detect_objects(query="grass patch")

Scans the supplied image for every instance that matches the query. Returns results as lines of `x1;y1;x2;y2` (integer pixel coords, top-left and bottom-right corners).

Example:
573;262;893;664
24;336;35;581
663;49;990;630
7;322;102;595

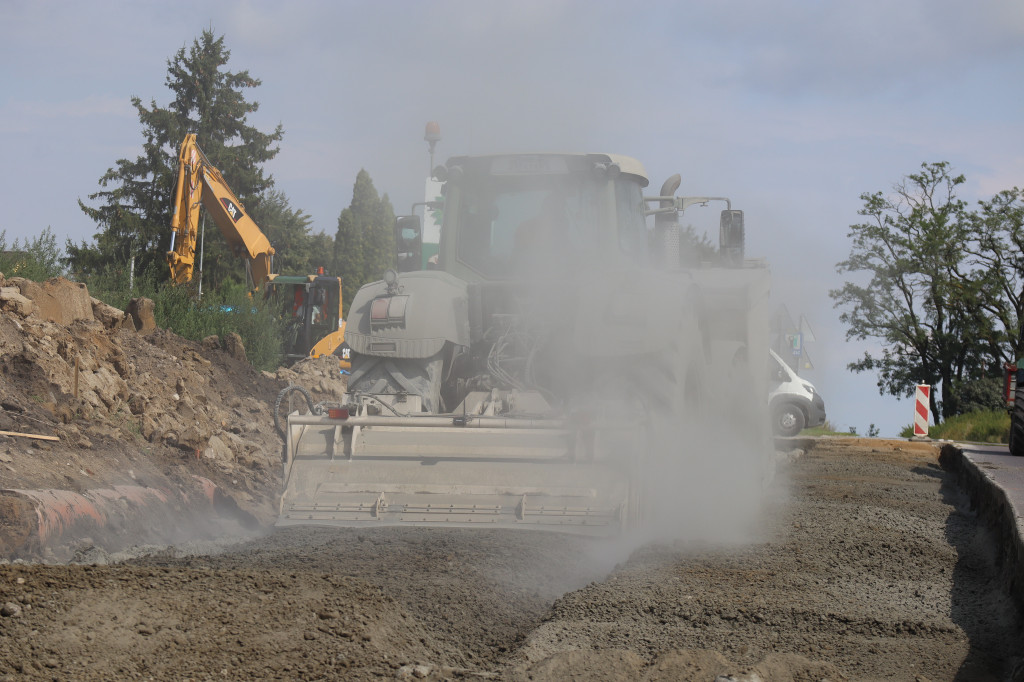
801;425;850;437
800;420;881;438
898;409;1009;443
86;266;284;372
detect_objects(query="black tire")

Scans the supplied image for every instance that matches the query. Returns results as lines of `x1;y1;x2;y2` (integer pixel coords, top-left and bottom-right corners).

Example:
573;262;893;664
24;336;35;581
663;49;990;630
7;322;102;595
274;384;315;439
772;402;805;438
347;350;445;413
1011;390;1024;457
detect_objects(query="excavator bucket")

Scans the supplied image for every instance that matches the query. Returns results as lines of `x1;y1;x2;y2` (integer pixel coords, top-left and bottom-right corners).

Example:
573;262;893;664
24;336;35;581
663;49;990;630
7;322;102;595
277;399;638;536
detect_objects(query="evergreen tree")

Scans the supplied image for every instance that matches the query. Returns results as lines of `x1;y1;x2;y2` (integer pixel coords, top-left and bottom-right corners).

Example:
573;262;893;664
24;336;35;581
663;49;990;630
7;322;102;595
333;170;395;311
258;190;333;276
71;29;283;292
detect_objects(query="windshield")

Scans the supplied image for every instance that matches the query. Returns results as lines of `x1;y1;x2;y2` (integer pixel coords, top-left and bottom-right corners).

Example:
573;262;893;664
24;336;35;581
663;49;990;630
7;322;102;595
615;178;648;265
455;172;601;278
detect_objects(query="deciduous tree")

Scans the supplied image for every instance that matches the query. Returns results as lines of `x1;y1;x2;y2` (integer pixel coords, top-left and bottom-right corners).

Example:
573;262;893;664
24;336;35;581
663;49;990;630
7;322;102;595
831;162;982;422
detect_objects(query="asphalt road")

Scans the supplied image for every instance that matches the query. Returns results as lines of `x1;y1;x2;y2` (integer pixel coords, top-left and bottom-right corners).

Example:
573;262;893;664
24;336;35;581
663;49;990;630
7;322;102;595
955;442;1024;517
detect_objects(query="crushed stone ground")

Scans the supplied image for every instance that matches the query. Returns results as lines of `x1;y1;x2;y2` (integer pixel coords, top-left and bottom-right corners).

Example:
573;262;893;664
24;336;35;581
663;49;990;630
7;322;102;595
0;440;1021;680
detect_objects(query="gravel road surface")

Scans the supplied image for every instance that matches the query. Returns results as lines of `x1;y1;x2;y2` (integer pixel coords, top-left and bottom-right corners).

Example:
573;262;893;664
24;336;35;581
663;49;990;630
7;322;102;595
0;438;1021;681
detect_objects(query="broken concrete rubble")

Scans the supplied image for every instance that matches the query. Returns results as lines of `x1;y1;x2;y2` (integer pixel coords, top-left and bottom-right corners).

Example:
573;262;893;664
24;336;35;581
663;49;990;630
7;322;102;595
0;287;34;318
125;296;156;333
0;274;347;558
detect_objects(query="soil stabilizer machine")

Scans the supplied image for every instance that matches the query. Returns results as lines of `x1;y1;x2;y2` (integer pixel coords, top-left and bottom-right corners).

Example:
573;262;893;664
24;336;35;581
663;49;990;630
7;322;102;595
278;153;771;535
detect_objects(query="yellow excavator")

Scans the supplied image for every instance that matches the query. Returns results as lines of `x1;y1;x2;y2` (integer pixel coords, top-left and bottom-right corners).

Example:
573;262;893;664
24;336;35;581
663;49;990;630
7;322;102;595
168;133;275;290
167;134;350;369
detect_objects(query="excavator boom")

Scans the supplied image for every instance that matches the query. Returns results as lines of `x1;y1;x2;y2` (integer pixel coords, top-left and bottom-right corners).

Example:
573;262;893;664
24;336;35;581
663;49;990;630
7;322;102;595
167;134;275;289
168;135;202;284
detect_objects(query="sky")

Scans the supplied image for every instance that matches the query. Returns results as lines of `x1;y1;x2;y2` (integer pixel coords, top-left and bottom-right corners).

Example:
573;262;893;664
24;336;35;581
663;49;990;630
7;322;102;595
2;0;1023;437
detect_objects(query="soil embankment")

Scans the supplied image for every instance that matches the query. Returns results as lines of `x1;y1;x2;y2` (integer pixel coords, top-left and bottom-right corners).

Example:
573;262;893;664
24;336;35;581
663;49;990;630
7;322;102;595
0;275;344;559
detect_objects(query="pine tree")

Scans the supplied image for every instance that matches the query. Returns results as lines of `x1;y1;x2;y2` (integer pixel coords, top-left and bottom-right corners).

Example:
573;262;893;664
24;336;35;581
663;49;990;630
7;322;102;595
333;170;395;311
259;190;333;276
71;30;284;292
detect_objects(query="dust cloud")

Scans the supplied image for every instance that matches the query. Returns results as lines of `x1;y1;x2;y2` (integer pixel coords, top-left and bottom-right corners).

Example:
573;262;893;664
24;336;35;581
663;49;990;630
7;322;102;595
490;159;775;557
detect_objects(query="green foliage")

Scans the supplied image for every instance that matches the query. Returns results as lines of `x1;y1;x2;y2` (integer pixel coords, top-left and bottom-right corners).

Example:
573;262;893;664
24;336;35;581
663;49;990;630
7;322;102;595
678;223;718;266
87;269;283;371
0;228;67;281
152;285;283;371
831;162;1021;423
899;409;1010;443
952;375;1006;414
71;29;284;293
332;170;396;311
84;262;162;310
258;190;333;276
968;188;1024;365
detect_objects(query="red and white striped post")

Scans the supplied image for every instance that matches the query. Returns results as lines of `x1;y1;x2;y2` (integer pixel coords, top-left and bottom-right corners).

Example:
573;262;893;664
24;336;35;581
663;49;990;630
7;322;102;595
913;384;930;438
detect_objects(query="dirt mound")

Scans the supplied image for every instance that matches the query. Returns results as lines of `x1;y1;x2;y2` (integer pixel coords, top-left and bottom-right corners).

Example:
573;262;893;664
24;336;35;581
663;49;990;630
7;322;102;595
0;275;345;560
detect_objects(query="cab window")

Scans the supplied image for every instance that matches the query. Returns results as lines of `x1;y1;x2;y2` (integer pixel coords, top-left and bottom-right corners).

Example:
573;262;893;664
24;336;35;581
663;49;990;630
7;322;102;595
616;178;648;264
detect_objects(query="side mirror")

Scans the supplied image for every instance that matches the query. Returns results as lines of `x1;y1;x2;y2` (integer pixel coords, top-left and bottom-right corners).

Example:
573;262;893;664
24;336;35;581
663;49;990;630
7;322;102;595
720;210;745;267
395;215;423;272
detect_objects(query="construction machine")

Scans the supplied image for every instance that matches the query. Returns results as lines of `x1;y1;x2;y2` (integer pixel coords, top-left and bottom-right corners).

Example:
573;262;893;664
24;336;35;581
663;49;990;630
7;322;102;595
167;134;350;370
168;134;276;291
1005;362;1024;456
278;153;772;535
265;272;349;367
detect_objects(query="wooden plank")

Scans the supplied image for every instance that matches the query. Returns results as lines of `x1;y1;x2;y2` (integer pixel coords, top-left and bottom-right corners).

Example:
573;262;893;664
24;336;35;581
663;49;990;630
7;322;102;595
0;430;60;442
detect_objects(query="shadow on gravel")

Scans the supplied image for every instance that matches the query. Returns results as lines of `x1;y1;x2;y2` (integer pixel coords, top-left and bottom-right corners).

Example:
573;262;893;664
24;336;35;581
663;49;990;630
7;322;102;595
910;464;944;481
939;472;1024;681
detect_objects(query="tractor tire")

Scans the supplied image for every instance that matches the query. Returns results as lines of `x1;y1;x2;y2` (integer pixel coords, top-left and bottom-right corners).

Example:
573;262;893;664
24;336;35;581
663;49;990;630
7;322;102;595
772;402;805;438
1011;381;1024;457
348;350;445;413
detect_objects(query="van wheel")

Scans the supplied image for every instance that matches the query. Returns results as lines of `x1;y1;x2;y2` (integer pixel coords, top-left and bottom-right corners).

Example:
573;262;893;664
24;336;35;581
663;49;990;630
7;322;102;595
773;403;805;437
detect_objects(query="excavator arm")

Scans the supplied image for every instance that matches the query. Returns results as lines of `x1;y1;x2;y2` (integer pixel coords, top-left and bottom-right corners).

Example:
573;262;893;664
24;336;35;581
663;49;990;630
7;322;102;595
168;134;275;289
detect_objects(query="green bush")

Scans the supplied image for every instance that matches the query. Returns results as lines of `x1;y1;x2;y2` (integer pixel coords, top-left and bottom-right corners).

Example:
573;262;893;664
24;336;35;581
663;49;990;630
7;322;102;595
150;286;283;372
900;409;1009;443
84;263;162;311
85;268;284;372
0;228;67;281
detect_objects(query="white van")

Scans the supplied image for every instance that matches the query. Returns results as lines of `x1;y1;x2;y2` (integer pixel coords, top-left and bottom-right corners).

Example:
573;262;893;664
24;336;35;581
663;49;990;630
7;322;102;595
769;349;826;437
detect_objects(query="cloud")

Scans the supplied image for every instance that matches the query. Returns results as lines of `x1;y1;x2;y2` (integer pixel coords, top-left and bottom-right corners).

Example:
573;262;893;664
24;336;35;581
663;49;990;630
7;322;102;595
663;0;1024;98
0;95;133;134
